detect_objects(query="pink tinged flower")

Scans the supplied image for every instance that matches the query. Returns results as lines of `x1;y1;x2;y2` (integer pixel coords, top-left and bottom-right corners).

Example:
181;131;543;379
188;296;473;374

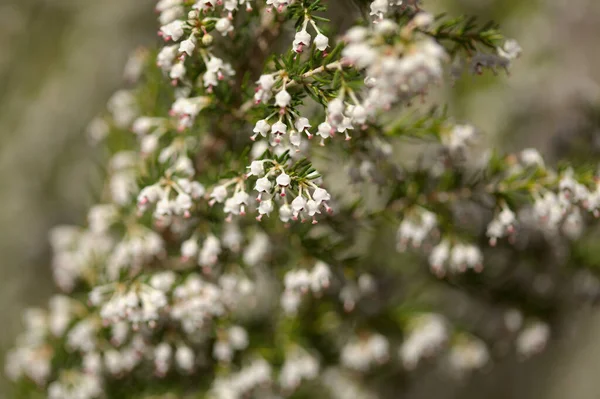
138;185;163;205
317;122;333;145
175;193;193;217
314;33;329;51
159;20;185;41
276;172;291;197
293;29;311;53
275;89;292;108
271;121;287;144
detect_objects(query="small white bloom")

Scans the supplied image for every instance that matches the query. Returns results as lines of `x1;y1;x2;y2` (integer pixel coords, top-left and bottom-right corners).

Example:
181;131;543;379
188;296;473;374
255;177;272;193
258;199;274;215
271;120;287;135
211;185;228;203
179;35;197;56
317;122;332;139
181;238;199;259
248;160;264;176
314;33;329;51
292;195;307;212
280;204;293;222
258;74;276;91
276;172;291;187
228;326;249;350
312;188;330;203
253;119;270;138
275;89;292;108
215;18;233;35
170;62;186;80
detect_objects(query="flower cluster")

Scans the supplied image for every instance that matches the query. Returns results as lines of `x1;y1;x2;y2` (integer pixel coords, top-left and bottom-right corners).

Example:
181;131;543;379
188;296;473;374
400;314;448;370
340;333;390;371
281;260;332;314
209;157;333;223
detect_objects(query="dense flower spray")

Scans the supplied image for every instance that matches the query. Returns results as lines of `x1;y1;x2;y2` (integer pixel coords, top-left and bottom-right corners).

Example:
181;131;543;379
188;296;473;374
7;0;600;398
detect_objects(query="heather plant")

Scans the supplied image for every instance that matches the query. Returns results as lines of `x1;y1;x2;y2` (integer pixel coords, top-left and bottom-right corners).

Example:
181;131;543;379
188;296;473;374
6;1;600;398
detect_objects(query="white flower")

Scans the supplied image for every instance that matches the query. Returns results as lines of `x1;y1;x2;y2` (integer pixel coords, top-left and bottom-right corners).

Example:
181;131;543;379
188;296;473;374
176;346;195;372
350;105;367;124
429;240;450;276
292;195;307;213
258;199;274;216
306;199;320;216
210;185;229;203
228;326;249;350
290;130;302;147
181;238;199;259
271;120;287;135
253;119;270;139
314;33;329;51
374;19;397;35
275;89;292;108
279;204;293;222
248;160;264;176
344;26;369;43
498;39;522;60
257;74;276;91
520;148;544;167
369;0;388;20
413;12;434;28
215;18;233;35
276;172;291;187
516;322;550;358
294;117;311;132
157;45;178;71
213;341;233;362
170;62;186;80
281;290;301;315
312;188;330;203
255;177;272;193
178;35;197;56
317;122;332;139
310;261;331;292
160;20;185;41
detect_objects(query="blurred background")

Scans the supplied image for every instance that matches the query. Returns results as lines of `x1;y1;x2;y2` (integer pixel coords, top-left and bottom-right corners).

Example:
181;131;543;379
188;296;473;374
1;0;600;397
